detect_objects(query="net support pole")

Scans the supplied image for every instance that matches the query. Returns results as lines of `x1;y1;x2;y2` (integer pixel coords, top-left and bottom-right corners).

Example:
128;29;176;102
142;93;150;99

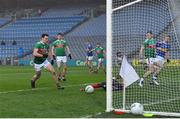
123;81;126;110
106;0;113;112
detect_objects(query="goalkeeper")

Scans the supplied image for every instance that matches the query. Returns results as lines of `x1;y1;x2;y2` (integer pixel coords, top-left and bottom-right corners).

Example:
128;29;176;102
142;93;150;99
80;76;123;91
51;33;72;81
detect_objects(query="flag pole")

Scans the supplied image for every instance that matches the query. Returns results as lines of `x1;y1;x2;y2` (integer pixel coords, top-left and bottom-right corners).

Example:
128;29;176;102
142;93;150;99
122;62;126;110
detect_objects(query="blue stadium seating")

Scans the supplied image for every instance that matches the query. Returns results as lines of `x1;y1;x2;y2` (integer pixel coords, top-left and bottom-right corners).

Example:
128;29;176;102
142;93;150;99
0;15;87;59
0;18;10;26
67;14;106;36
0;16;86;38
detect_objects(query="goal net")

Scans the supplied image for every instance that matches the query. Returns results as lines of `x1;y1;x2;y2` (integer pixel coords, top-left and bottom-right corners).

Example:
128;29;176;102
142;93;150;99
106;0;180;117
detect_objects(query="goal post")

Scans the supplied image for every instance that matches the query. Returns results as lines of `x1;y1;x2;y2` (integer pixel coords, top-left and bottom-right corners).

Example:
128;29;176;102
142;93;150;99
106;0;180;117
106;0;113;112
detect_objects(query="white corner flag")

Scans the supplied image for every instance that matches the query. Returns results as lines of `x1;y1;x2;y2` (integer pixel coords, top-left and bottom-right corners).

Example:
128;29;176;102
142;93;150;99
119;55;140;88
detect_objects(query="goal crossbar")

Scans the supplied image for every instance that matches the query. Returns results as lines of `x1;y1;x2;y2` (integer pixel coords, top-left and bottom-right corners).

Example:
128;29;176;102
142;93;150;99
112;0;143;12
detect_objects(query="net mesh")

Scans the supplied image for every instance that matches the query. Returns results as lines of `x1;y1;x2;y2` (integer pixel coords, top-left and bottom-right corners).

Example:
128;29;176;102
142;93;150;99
112;0;180;113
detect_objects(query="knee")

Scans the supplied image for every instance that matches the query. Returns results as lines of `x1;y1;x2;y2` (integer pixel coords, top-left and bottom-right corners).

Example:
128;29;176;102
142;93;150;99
52;71;56;75
35;72;41;79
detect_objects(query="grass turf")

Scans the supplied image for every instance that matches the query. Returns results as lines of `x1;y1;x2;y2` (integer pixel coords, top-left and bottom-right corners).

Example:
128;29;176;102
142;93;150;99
0;66;106;118
0;66;179;118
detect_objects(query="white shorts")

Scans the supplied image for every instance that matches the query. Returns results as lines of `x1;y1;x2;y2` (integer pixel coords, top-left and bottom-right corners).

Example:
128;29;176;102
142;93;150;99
98;58;104;63
56;56;67;63
34;60;50;71
145;58;155;65
146;56;165;67
154;56;165;67
86;56;93;61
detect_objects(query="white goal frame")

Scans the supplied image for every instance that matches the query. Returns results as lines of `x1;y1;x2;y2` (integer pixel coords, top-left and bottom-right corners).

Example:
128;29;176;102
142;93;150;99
106;0;180;117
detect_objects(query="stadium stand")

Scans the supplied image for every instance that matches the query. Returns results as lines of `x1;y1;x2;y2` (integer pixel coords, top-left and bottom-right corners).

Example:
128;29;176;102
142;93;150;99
0;15;87;59
1;0;180;64
0;18;10;26
66;14;106;59
0;16;87;37
0;3;105;62
67;14;106;36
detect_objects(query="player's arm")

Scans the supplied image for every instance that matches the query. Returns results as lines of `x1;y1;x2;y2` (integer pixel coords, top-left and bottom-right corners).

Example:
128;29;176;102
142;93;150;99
66;46;72;59
90;48;95;52
103;49;106;57
48;47;53;58
165;51;170;63
86;47;89;52
51;46;56;56
139;45;144;58
33;48;43;57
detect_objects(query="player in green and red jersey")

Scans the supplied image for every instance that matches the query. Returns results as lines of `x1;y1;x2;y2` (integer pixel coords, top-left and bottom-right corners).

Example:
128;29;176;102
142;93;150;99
51;33;71;81
139;31;158;87
31;34;64;90
93;43;106;74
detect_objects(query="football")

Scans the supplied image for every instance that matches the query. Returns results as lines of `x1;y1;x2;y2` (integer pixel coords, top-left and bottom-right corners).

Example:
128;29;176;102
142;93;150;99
130;103;144;115
85;85;94;93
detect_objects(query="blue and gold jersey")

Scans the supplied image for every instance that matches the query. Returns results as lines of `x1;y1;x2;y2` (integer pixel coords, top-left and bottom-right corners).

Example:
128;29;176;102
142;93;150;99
86;44;93;56
156;41;170;58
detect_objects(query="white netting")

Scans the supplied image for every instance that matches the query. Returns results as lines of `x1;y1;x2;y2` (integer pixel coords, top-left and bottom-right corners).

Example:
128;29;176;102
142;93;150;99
111;0;180;115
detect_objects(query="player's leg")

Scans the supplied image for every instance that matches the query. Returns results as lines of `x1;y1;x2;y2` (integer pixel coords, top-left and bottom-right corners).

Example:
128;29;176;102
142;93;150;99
85;56;88;66
150;64;160;85
44;61;64;89
101;59;106;74
56;56;62;80
95;58;102;73
151;60;164;85
31;63;43;88
61;56;67;81
139;58;154;87
87;56;94;73
80;81;105;91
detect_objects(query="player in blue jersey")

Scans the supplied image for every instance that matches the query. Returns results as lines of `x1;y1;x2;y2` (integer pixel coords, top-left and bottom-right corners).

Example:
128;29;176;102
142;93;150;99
151;35;171;85
85;40;94;73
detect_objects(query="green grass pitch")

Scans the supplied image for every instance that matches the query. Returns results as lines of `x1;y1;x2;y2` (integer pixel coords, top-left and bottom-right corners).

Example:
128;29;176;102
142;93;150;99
0;66;179;118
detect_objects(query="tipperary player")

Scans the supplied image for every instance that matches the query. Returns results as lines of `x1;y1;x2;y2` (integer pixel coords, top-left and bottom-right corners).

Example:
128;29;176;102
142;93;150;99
151;35;171;84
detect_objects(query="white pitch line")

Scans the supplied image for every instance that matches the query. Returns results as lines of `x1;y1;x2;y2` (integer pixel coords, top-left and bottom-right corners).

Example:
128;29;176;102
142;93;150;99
143;96;180;106
0;83;91;94
80;112;103;118
125;96;180;109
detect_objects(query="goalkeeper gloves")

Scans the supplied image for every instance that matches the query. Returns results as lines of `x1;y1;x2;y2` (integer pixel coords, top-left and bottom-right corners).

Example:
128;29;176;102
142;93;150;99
68;54;72;59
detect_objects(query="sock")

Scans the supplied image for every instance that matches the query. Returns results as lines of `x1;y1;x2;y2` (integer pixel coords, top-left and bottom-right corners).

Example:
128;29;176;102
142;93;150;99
91;83;101;89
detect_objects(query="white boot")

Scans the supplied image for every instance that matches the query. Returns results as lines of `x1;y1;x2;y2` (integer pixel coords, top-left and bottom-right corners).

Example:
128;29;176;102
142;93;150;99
139;78;144;87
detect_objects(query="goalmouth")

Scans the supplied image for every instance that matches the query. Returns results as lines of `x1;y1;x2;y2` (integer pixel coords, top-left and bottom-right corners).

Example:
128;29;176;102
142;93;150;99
106;0;180;117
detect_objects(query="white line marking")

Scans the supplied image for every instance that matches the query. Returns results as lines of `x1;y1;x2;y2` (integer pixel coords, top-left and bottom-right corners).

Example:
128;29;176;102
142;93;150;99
0;83;91;94
143;96;180;106
80;112;103;118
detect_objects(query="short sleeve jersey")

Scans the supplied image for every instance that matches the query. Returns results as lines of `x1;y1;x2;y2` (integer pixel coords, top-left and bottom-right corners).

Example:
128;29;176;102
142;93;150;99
34;41;49;64
143;38;156;58
95;46;104;59
52;40;67;56
86;44;93;56
156;41;170;58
